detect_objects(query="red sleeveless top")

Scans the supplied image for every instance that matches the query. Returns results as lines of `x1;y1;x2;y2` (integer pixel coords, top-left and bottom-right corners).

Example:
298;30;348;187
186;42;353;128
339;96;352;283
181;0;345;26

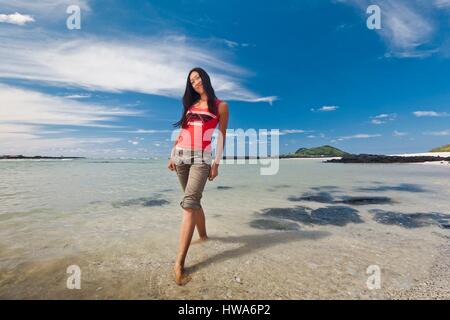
175;99;221;151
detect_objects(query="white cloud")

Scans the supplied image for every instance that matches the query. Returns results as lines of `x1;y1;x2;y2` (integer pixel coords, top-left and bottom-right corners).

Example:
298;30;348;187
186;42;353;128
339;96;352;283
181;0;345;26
117;129;173;134
413;111;450;117
424;129;450;136
435;0;450;8
371;113;397;124
311;106;339;112
0;12;34;25
64;94;92;99
0;30;276;104
280;129;306;134
393;130;408;136
0;84;142;128
0;84;142;155
337;133;381;140
337;0;446;58
0;0;91;17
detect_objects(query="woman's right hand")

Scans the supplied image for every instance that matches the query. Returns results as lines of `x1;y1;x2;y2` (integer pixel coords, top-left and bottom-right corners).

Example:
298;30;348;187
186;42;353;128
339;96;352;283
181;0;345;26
167;158;176;171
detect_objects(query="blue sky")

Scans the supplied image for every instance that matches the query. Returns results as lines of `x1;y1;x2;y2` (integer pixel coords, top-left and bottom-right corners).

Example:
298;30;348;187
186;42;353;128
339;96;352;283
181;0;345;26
0;0;449;158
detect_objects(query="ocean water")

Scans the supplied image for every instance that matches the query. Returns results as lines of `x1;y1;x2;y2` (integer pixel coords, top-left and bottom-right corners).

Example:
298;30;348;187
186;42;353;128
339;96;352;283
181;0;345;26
1;158;450;299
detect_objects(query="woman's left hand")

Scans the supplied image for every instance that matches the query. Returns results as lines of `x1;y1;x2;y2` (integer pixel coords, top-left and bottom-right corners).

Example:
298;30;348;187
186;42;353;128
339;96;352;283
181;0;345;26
208;162;219;181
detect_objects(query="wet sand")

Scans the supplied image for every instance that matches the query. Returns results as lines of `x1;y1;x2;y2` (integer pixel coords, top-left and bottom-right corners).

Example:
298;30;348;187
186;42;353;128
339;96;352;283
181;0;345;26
1;208;449;299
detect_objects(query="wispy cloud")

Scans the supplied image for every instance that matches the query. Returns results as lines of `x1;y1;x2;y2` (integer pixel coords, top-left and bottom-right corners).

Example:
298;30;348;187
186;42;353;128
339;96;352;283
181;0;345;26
424;129;450;136
216;38;254;49
435;0;450;8
117;129;173;134
336;0;448;58
64;93;92;99
0;84;142;155
280;129;306;134
393;130;408;136
337;133;381;141
0;12;34;25
311;105;339;112
0;0;91;17
0;84;142;127
0;30;276;103
413;110;450;117
371;113;397;124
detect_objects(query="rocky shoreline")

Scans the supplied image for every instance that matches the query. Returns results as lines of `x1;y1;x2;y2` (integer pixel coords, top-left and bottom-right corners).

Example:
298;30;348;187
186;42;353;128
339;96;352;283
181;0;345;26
325;154;450;164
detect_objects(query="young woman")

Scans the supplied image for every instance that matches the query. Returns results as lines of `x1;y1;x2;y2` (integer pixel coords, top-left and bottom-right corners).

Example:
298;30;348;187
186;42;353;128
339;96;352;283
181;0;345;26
167;67;229;285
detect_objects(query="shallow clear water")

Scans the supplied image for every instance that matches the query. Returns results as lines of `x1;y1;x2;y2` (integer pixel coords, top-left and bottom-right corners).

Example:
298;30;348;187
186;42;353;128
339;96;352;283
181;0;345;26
1;158;450;299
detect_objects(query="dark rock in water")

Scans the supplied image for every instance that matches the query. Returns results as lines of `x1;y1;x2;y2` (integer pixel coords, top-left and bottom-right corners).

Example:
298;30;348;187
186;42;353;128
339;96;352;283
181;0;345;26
338;196;394;205
288;192;394;206
309;206;364;226
369;209;450;229
249;219;301;231
113;197;170;208
288;192;335;204
141;199;170;207
268;184;291;192
217;186;232;190
356;183;427;193
326;154;450;164
260;205;363;227
260;206;312;223
273;184;291;188
310;186;340;192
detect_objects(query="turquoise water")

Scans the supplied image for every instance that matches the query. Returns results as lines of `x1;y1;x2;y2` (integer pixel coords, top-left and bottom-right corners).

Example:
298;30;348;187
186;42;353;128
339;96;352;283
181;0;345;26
1;158;450;298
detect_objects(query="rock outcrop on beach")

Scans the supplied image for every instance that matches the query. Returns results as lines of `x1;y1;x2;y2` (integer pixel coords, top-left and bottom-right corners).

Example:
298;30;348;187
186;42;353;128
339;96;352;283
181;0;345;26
325;154;450;163
280;145;349;158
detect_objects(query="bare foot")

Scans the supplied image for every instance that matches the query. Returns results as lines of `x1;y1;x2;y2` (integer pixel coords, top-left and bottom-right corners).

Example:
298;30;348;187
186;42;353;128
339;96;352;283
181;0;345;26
174;264;191;286
191;236;209;245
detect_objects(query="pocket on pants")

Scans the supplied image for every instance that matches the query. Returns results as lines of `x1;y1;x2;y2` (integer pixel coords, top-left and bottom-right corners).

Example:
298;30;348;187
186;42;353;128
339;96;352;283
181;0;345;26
172;153;183;165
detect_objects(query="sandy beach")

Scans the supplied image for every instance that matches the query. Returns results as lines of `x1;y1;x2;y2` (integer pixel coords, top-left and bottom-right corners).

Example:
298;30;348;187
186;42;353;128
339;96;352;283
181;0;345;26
390;153;450;167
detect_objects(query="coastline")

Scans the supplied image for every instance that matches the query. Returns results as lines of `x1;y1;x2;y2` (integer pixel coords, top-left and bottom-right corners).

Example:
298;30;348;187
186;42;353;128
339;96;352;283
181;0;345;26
389;152;450;167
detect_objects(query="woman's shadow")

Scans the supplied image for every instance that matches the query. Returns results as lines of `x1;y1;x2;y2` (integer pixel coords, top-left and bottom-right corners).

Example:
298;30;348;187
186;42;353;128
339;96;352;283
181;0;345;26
186;230;331;274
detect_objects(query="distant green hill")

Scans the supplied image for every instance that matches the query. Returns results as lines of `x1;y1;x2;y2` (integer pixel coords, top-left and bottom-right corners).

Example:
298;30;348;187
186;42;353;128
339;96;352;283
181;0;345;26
281;145;349;158
430;144;450;152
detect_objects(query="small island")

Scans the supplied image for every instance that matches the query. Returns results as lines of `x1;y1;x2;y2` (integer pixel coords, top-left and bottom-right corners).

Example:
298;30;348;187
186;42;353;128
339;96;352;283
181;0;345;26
430;144;450;152
280;145;349;158
280;144;450;164
0;155;86;160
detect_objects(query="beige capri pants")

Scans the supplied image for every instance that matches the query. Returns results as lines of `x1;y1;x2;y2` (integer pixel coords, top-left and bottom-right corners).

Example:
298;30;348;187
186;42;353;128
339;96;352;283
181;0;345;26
173;147;212;210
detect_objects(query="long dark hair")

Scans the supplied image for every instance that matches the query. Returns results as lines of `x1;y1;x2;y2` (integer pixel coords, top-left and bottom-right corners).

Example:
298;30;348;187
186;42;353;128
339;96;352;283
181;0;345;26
173;67;218;128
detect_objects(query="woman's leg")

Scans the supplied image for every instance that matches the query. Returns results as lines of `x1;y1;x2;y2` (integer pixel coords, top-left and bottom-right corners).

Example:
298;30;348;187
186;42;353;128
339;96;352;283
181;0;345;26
173;161;210;284
194;207;208;240
174;207;196;285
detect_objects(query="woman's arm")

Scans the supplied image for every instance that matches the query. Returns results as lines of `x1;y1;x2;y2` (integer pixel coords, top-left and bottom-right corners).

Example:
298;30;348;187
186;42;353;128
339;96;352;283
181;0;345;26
170;130;182;159
213;101;229;166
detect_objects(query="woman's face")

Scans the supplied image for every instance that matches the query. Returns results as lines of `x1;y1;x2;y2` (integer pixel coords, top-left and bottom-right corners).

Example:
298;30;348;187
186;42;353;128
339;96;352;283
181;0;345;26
189;71;204;95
